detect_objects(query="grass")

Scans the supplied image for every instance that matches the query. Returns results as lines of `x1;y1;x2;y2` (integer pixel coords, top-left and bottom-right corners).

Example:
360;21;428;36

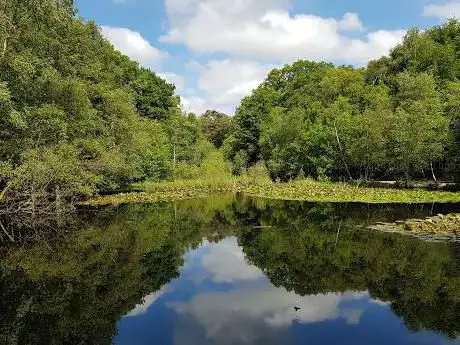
83;148;460;205
85;178;460;206
242;179;460;203
86;181;236;206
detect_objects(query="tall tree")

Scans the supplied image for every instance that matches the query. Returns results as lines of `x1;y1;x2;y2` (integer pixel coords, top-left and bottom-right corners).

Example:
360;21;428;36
199;110;235;148
387;72;448;180
0;0;180;205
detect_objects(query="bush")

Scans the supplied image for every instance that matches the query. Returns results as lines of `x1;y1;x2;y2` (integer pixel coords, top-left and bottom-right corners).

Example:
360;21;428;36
12;145;97;202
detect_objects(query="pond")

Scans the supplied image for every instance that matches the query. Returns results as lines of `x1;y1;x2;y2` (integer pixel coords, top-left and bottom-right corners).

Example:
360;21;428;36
1;194;460;345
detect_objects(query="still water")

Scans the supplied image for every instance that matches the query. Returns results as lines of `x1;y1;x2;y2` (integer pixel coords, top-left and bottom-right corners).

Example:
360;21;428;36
1;194;460;345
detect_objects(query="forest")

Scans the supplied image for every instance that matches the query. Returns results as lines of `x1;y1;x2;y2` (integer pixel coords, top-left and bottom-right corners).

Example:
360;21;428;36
225;21;460;182
1;0;460;206
0;0;217;206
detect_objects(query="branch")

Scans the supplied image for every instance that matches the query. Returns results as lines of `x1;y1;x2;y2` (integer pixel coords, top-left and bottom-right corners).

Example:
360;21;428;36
0;220;14;242
0;179;13;201
333;120;353;181
430;162;438;184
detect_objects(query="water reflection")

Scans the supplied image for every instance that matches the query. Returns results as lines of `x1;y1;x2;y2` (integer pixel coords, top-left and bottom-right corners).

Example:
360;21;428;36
1;194;460;345
169;262;369;344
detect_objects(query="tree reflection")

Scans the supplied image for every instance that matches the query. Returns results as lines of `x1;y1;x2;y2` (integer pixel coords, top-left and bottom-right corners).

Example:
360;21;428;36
236;199;460;338
0;196;459;344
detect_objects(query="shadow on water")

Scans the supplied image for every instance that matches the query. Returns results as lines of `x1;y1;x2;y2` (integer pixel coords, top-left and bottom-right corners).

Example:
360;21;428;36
1;193;460;344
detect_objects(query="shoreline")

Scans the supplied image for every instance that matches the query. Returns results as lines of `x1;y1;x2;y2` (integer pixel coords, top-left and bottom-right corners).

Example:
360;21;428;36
368;214;460;242
84;179;460;206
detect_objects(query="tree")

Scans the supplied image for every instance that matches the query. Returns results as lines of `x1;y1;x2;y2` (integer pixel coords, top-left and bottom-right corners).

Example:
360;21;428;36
442;82;460;179
0;0;182;205
130;68;177;121
226;87;279;170
387;72;448;180
231;21;460;182
260;107;310;181
199;110;234;148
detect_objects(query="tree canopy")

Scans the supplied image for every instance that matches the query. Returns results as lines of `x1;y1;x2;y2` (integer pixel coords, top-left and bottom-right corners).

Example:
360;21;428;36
199;110;235;148
0;0;206;206
226;20;460;182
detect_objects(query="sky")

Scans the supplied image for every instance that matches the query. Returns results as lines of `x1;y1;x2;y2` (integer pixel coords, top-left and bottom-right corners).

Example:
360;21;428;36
74;0;460;115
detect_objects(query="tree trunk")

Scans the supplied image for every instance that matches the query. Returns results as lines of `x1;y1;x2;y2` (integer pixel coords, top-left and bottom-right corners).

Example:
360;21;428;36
404;169;410;187
1;35;7;59
55;186;61;213
333;120;353;181
335;220;343;247
430;162;438;184
173;145;176;170
0;180;13;201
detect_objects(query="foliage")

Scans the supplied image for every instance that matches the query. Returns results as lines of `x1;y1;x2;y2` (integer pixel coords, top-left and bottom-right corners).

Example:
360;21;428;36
0;0;201;207
172;145;232;181
2;0;460;207
228;21;460;182
130;68;177;121
199;110;235;148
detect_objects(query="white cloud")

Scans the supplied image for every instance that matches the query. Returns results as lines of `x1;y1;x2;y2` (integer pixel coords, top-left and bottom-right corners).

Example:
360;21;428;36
101;26;168;69
199;59;273;107
186;59;205;72
165;0;288;28
344;30;405;63
181;59;274;114
158;72;185;91
338;12;365;32
201;237;264;283
180;95;208;114
169;288;368;343
161;0;404;65
423;1;460;19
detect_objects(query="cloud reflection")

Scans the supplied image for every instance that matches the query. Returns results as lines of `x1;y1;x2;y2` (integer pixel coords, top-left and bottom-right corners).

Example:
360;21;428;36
125;286;170;317
201;237;264;283
169;287;367;344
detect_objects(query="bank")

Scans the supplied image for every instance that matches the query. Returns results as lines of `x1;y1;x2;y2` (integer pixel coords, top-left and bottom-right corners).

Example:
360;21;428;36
86;179;460;206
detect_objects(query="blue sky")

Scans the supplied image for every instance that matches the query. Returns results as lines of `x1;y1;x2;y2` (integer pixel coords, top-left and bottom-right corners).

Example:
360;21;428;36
74;0;459;114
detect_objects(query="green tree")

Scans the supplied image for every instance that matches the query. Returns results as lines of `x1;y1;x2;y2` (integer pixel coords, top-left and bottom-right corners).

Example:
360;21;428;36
386;72;448;180
199;110;235;148
226;87;279;170
0;0;181;205
130;68;177;121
